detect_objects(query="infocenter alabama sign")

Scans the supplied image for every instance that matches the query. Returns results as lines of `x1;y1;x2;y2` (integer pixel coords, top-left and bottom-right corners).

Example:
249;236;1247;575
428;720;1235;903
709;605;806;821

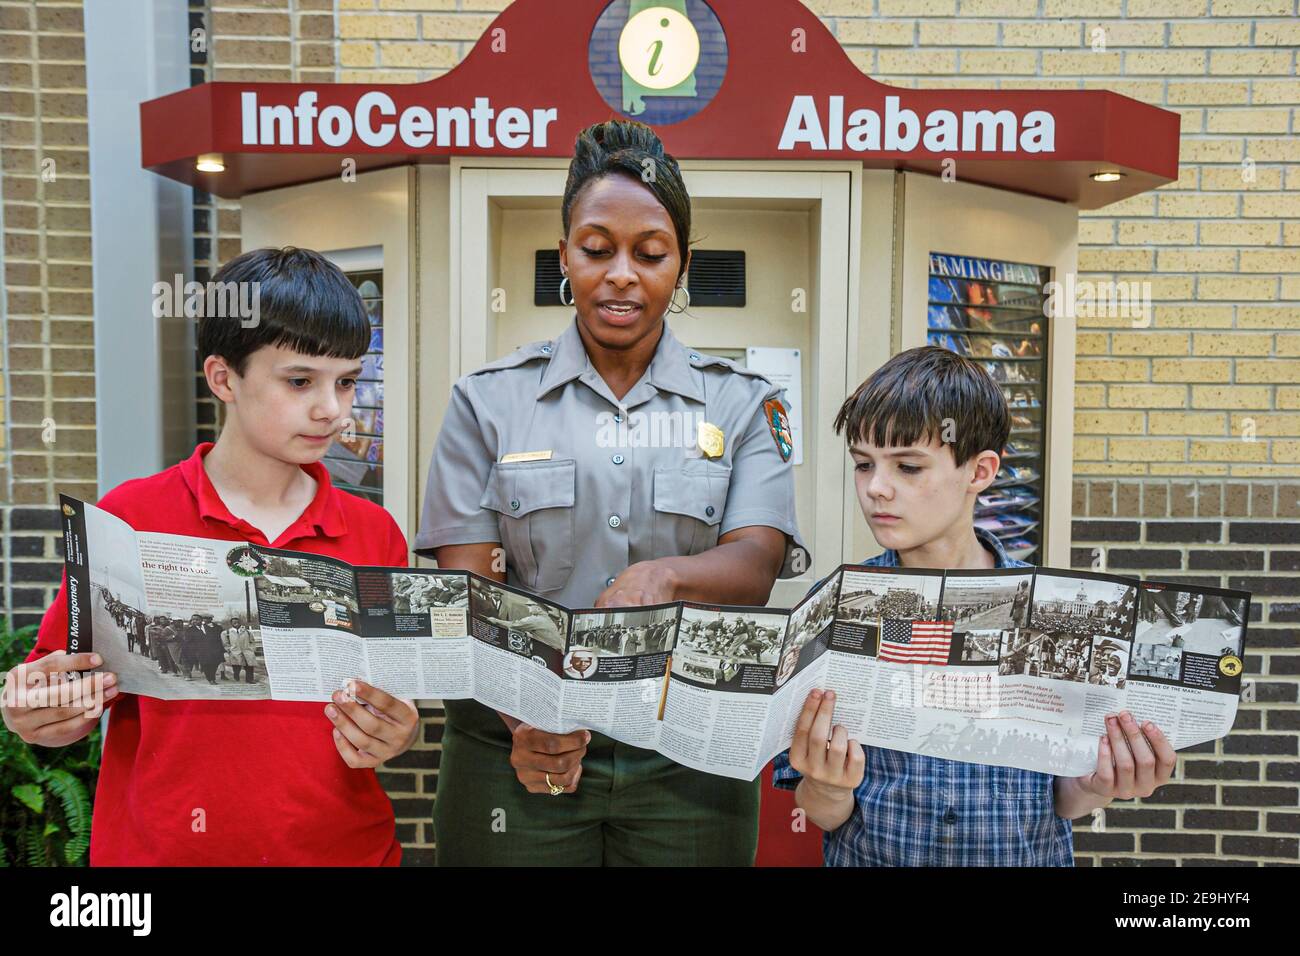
141;0;1179;206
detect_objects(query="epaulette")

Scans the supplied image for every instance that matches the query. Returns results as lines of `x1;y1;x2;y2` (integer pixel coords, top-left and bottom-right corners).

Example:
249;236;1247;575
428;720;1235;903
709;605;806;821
686;349;776;388
467;339;556;375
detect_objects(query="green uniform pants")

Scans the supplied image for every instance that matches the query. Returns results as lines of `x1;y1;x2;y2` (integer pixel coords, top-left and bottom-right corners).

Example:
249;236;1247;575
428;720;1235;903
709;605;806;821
433;700;759;866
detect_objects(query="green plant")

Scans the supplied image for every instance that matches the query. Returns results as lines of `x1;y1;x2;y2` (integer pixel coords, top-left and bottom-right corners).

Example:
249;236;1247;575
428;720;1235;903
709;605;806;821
0;619;100;866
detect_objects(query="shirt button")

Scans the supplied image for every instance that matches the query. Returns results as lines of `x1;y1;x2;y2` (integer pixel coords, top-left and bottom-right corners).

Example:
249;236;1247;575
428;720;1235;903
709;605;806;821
605;576;616;588
612;454;625;465
540;345;552;354
613;413;623;423
510;499;520;511
943;809;957;825
705;505;715;517
608;515;622;529
689;352;701;361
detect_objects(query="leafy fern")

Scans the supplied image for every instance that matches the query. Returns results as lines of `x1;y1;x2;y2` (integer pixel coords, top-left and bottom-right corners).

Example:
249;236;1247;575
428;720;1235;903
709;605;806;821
0;619;101;866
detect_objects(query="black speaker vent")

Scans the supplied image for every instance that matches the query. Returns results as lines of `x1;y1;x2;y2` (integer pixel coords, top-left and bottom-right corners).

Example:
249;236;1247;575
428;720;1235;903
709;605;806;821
533;249;746;307
687;250;745;307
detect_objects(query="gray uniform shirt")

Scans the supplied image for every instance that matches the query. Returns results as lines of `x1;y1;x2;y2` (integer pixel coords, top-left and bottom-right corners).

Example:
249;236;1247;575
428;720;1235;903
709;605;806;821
416;318;809;608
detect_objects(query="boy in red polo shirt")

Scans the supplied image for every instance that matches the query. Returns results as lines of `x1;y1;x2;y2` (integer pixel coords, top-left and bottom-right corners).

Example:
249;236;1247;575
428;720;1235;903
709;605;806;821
0;247;418;865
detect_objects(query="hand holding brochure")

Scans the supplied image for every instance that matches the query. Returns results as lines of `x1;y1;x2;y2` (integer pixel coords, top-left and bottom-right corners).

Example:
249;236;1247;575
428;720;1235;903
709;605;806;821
62;495;1250;781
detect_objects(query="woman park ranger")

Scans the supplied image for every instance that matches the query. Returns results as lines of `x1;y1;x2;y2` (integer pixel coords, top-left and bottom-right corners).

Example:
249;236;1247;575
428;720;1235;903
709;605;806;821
416;119;808;866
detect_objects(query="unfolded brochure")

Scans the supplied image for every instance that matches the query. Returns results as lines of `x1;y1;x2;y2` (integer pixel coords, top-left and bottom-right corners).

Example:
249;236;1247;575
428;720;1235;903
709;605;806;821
61;495;1251;780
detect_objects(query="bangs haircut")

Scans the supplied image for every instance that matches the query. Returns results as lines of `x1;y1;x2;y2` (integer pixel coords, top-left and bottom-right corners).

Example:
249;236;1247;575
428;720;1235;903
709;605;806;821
198;246;371;376
834;346;1011;466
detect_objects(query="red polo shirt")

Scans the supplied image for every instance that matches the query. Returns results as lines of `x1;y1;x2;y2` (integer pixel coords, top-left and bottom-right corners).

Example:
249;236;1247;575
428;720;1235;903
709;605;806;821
28;443;408;866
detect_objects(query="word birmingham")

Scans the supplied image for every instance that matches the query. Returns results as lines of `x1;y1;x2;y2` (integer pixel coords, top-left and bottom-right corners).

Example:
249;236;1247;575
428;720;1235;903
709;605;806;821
241;91;558;150
779;95;1056;154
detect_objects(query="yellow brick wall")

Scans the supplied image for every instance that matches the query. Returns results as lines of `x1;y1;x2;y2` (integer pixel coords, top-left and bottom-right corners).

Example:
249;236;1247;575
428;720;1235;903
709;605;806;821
205;0;338;269
0;0;96;509
195;0;340;447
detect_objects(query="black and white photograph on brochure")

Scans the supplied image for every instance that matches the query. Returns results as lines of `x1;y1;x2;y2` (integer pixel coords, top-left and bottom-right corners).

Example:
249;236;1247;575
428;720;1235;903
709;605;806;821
837;569;941;625
1026;632;1092;682
1087;637;1130;689
776;574;838;684
673;605;787;692
84;535;272;702
939;571;1034;632
1135;582;1247;657
562;648;599;679
1130;642;1184;683
676;606;784;664
569;605;678;657
470;576;568;655
997;628;1034;676
391;571;468;613
1029;571;1136;638
955;627;1002;664
253;551;360;632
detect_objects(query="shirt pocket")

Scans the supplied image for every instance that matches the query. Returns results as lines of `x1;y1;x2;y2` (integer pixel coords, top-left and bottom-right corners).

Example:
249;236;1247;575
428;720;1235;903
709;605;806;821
992;764;1052;801
480;458;576;594
652;459;732;557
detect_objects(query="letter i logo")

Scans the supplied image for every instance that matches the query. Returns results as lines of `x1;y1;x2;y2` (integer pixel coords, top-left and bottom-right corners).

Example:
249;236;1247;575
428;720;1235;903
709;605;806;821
590;1;725;123
619;6;700;91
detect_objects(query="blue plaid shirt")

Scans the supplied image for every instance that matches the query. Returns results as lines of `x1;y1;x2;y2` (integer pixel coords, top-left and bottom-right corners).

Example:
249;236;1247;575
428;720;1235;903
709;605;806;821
772;528;1074;866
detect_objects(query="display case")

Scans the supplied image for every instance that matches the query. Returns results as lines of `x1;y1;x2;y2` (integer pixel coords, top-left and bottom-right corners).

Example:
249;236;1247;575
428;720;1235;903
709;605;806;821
322;268;385;504
897;172;1078;569
927;253;1049;563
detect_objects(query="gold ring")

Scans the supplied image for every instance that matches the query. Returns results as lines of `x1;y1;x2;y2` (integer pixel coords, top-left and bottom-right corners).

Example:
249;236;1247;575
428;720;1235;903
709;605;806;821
545;773;564;796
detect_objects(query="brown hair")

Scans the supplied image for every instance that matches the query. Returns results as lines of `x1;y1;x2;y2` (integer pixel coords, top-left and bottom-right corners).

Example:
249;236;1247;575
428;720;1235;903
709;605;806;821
834;346;1011;465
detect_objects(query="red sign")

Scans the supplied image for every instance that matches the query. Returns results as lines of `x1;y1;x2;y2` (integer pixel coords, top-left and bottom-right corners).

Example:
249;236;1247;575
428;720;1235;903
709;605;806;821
140;0;1179;207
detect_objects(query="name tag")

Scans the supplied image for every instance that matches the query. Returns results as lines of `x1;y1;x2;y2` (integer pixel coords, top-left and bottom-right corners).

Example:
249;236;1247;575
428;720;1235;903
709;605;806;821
501;450;553;463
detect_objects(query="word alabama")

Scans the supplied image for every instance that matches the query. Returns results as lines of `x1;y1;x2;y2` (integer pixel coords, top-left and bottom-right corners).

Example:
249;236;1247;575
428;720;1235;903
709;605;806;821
779;95;1056;154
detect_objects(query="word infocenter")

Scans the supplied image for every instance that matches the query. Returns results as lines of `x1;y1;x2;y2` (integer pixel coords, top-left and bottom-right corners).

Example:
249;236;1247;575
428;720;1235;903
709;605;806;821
240;91;558;150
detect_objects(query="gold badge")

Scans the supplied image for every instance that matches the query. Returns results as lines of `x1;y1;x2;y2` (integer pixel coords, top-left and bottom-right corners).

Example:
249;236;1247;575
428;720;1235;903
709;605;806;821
1219;654;1243;678
697;422;725;459
501;450;553;463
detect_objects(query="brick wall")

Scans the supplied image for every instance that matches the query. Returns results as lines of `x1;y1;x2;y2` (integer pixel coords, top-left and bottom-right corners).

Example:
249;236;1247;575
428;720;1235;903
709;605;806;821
192;0;338;445
0;0;95;625
1070;478;1298;863
2;0;1295;866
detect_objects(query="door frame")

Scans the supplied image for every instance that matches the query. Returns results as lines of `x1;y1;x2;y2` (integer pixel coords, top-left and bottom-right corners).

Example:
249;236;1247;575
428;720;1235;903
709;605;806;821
896;172;1078;568
446;158;863;591
239;166;417;537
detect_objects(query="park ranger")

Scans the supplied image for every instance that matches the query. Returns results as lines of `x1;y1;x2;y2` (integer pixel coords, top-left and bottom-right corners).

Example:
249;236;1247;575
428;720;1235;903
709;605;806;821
417;119;807;866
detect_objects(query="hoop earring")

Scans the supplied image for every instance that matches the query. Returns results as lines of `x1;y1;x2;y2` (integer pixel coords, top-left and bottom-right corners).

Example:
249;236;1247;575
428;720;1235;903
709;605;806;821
559;275;575;307
668;284;690;314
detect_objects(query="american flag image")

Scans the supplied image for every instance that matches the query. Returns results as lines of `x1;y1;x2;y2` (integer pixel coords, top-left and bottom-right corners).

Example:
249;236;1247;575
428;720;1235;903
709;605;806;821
880;619;954;665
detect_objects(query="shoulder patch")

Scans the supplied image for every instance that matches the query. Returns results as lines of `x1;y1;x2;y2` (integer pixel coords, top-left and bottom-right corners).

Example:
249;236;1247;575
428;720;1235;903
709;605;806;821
763;398;794;462
468;340;554;376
